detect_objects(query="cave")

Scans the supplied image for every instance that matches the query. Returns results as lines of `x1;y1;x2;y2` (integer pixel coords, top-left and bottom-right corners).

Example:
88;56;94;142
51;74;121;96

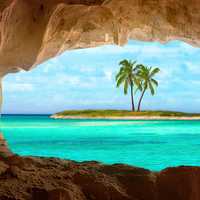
0;0;200;200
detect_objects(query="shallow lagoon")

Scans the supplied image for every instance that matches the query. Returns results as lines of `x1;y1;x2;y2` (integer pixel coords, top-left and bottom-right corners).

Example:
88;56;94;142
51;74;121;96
1;115;200;170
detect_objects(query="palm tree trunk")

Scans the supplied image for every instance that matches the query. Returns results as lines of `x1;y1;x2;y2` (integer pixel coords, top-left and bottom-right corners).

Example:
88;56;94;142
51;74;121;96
130;84;135;111
137;89;146;111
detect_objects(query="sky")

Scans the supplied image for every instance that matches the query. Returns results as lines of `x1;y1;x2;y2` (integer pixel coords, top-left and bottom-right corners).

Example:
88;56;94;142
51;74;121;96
2;40;200;114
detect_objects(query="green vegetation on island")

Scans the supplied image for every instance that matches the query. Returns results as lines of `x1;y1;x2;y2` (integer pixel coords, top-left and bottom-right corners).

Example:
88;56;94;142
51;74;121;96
53;110;200;118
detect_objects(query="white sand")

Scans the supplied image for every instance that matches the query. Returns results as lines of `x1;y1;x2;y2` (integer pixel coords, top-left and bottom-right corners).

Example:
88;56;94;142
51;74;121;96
50;115;200;120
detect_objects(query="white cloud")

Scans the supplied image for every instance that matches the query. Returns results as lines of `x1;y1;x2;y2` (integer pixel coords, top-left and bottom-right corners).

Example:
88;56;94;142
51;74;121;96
185;61;200;74
79;65;95;73
75;43;181;59
190;80;200;86
104;70;113;81
4;83;34;92
42;63;52;73
56;74;80;85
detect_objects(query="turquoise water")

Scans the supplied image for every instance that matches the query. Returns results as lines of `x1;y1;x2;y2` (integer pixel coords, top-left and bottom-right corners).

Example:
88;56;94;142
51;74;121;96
1;115;200;171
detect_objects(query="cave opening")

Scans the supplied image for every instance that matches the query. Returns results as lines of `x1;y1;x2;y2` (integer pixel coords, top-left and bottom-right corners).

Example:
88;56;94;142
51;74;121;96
1;39;200;114
1;39;200;170
0;40;200;170
1;1;200;198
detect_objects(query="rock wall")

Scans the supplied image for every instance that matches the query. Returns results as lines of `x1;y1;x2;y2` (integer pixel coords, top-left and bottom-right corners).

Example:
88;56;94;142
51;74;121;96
0;155;199;200
0;133;13;157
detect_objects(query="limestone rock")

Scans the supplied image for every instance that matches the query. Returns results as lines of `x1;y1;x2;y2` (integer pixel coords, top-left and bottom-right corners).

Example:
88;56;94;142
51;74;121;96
0;0;200;77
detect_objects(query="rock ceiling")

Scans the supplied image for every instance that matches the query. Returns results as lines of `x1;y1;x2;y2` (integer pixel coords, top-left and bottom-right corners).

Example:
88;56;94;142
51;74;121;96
0;0;199;77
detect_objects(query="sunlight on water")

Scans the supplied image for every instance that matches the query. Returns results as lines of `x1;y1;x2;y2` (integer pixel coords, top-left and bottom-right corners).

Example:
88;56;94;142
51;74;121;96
1;115;200;171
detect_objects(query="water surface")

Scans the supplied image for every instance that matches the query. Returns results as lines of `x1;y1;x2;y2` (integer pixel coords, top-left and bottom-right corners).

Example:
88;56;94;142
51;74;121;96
1;115;200;171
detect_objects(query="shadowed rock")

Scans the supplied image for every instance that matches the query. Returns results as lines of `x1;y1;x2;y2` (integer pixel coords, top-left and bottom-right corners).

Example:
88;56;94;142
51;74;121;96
0;133;13;158
0;154;199;200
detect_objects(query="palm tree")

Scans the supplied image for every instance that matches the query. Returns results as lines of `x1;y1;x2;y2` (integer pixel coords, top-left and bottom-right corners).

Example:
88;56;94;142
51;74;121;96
115;59;139;111
137;65;160;111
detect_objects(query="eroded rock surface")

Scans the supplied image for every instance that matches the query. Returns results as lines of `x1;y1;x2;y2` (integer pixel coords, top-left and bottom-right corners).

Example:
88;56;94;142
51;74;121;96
0;155;199;200
0;133;13;157
0;0;200;76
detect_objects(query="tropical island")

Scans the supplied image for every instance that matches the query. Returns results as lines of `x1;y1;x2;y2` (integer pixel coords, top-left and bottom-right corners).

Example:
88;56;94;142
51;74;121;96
51;109;200;120
51;60;200;120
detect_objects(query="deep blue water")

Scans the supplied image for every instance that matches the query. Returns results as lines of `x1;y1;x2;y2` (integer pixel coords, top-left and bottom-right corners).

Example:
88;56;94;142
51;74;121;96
1;115;200;171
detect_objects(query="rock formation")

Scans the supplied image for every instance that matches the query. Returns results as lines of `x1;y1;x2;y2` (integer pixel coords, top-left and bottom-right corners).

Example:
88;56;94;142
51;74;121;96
0;154;199;200
0;0;200;77
0;133;13;157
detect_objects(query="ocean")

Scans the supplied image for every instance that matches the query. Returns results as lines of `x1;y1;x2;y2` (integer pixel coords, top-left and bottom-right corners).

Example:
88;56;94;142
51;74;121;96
1;115;200;171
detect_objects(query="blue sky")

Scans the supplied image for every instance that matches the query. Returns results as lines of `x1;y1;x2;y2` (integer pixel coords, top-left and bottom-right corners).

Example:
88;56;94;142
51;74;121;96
2;40;200;114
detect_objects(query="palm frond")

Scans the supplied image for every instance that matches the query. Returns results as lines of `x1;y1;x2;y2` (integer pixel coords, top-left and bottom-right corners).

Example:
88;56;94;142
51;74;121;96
151;78;158;86
149;82;155;95
115;69;124;80
150;67;160;77
119;59;129;67
124;80;128;95
133;77;142;90
116;74;126;87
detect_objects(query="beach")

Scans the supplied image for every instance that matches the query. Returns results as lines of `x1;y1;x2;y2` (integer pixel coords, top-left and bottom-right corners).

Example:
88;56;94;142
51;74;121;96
51;114;200;120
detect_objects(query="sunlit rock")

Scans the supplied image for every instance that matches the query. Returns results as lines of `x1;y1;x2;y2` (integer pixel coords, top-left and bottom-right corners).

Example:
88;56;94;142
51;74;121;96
0;0;200;77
